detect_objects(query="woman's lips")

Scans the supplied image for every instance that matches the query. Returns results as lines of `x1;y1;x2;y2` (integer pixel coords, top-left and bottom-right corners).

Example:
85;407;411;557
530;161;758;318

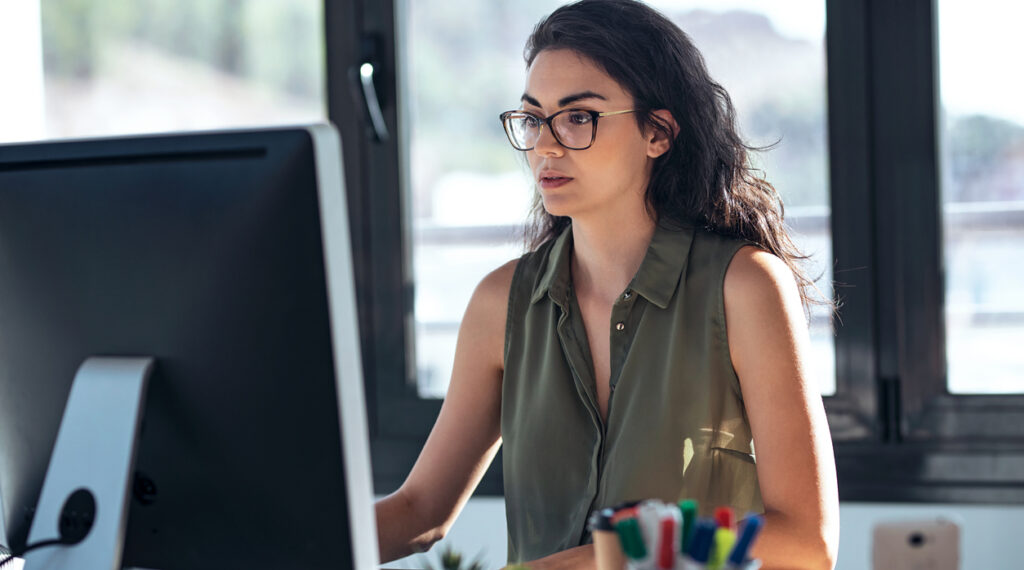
539;175;573;189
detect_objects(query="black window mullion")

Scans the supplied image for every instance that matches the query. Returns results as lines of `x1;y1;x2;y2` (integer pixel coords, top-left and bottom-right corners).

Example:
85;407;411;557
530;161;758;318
824;0;882;444
869;0;947;439
357;0;421;427
325;0;378;425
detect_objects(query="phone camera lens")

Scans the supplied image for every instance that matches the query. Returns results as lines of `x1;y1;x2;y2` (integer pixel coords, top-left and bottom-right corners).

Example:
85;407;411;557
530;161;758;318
908;532;926;547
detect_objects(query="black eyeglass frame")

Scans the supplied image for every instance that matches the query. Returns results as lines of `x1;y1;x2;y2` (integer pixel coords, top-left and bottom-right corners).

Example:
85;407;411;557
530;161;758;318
499;108;636;151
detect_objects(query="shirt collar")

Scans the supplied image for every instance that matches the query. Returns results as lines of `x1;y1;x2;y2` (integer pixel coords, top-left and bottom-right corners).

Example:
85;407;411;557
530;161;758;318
530;223;696;309
628;223;695;309
531;226;574;306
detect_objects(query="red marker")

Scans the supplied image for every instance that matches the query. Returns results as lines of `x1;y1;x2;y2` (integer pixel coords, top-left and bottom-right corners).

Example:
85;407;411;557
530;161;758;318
714;506;735;531
657;514;677;569
610;506;639;526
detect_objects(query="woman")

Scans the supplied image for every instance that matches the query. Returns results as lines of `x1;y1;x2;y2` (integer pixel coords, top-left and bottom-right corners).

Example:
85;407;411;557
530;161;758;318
376;1;839;568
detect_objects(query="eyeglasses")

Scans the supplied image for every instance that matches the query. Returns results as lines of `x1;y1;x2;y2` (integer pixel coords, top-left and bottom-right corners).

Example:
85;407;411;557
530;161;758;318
499;108;636;151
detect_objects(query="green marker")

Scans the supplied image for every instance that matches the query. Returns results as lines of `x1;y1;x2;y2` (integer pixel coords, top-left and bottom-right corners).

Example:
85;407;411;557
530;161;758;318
614;517;648;560
678;499;698;554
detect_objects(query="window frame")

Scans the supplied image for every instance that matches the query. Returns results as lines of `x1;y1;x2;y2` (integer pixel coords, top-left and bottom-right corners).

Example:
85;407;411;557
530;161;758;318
829;0;1024;502
327;0;1024;502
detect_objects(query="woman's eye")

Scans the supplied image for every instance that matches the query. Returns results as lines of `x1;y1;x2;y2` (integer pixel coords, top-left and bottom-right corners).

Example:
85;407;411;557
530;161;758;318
567;111;593;126
523;115;542;128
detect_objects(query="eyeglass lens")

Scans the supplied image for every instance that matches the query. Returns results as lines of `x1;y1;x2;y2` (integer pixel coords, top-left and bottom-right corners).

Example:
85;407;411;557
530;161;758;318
506;110;595;150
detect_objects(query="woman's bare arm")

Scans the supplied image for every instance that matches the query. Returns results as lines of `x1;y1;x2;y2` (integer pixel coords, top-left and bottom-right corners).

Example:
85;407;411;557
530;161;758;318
724;246;840;570
376;260;517;561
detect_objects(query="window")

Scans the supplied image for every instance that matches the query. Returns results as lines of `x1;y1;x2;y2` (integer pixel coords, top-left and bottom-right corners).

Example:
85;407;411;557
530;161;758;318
826;0;1024;502
1;0;324;144
937;0;1024;395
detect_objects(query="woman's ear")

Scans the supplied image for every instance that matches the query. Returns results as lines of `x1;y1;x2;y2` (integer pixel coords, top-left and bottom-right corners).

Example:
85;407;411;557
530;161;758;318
646;109;679;158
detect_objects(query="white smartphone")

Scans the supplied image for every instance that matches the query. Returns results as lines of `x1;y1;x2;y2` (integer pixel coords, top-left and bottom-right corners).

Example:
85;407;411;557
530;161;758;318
872;518;960;570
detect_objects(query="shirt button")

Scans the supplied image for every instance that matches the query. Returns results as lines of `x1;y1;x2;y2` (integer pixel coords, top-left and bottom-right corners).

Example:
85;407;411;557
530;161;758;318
615;322;625;331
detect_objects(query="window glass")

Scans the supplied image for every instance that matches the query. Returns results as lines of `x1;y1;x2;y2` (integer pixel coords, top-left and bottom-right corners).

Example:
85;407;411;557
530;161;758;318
938;1;1024;394
402;1;563;398
1;0;324;144
403;0;834;398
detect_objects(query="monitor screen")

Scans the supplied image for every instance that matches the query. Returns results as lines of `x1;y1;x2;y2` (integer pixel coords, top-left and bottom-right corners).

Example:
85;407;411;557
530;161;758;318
0;125;379;569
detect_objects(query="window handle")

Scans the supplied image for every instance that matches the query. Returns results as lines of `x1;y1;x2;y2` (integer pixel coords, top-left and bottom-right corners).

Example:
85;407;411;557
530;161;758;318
358;61;389;142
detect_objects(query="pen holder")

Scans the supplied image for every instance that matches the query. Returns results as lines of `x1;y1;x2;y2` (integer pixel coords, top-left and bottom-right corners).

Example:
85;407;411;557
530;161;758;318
589;500;763;570
593;525;627;570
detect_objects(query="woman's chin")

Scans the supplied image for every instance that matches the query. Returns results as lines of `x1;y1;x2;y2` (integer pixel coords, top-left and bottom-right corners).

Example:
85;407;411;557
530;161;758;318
540;195;576;218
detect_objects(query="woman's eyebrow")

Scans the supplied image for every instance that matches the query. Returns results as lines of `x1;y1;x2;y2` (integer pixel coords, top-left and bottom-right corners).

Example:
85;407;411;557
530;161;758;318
520;90;609;109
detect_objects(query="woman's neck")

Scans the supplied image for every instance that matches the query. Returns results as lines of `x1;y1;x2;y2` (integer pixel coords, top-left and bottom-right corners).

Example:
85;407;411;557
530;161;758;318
569;207;656;304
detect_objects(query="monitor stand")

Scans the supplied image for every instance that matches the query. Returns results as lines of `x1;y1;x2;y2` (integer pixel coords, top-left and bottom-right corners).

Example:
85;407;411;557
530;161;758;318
24;357;153;570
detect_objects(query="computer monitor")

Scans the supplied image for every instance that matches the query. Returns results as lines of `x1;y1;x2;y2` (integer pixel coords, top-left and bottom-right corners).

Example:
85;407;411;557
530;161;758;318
0;124;380;569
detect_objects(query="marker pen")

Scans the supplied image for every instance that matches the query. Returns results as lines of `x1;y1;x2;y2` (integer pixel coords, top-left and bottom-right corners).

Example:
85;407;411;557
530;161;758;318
612;506;640;526
709;526;736;570
614;515;648;563
656;504;682;569
724;515;764;569
678;499;698;554
636;500;664;563
688;519;718;565
714;507;735;532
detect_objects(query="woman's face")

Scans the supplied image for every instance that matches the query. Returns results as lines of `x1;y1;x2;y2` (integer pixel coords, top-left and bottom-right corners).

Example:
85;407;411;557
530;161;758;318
522;49;658;221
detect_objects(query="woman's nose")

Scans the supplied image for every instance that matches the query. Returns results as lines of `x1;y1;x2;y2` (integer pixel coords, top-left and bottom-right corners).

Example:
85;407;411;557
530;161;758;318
532;124;564;157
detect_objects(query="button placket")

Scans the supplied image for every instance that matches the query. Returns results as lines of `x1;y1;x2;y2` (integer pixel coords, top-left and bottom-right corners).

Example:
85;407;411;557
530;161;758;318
608;291;639;394
613;290;635;332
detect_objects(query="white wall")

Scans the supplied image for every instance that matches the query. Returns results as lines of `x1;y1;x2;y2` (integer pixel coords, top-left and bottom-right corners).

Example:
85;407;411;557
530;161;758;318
382;498;1024;569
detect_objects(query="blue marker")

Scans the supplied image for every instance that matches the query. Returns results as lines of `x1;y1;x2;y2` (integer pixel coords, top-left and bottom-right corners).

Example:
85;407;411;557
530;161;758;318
688;519;718;564
726;515;764;567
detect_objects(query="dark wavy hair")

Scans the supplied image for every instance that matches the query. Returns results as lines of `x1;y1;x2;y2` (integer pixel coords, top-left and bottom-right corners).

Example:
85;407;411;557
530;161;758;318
523;0;828;311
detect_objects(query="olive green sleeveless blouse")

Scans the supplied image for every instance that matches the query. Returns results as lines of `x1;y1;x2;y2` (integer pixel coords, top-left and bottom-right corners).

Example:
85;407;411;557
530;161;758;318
501;223;763;563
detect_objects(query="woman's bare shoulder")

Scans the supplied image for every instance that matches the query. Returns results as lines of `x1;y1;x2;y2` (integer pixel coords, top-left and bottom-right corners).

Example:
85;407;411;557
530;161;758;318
478;258;520;297
460;258;520;338
466;258;520;314
456;258;521;375
723;245;799;306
